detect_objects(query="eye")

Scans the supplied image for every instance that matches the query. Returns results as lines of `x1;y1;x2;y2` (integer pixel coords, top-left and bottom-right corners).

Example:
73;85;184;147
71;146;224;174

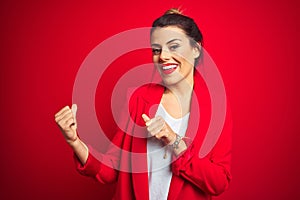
169;44;180;51
152;48;161;55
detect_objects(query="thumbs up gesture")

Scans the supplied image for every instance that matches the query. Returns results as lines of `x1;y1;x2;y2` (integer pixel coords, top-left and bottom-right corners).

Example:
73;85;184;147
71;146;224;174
55;104;78;144
142;114;176;145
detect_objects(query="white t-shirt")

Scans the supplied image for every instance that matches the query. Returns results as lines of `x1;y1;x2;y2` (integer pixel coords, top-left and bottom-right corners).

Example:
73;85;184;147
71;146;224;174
147;104;190;200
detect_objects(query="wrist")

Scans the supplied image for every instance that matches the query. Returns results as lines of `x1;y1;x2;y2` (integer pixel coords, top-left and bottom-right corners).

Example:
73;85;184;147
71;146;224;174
173;139;187;156
67;136;80;148
169;134;187;156
170;134;182;149
68;137;89;165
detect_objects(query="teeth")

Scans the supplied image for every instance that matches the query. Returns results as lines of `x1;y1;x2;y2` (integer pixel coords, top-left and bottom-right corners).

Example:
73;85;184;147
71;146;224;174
162;65;177;70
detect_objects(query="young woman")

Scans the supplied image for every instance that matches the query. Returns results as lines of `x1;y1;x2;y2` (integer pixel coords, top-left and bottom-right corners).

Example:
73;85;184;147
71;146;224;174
55;8;232;200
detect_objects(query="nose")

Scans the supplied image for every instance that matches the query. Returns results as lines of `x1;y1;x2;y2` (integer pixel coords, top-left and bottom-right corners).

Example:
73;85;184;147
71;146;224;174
159;48;171;62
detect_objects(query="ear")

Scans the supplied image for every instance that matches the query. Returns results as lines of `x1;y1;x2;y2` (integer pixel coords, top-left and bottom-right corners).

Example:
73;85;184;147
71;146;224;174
192;43;201;59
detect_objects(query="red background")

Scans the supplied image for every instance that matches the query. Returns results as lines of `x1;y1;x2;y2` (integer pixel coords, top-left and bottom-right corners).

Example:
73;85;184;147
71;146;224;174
1;0;299;199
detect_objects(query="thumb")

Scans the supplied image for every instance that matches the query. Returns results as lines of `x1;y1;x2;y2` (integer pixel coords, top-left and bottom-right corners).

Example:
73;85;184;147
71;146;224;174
71;104;77;129
71;104;77;117
142;114;151;123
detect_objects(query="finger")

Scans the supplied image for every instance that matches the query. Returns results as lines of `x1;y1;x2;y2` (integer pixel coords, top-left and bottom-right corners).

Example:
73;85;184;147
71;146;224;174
56;111;74;126
65;118;75;128
59;114;77;132
56;112;73;126
55;109;72;123
145;115;163;126
147;127;160;136
147;121;164;135
55;106;70;118
148;115;164;127
146;116;165;128
154;131;169;139
55;108;72;122
142;114;151;123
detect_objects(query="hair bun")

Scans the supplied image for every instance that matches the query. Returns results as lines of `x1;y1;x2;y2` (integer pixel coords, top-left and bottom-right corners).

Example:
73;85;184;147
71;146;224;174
164;8;183;15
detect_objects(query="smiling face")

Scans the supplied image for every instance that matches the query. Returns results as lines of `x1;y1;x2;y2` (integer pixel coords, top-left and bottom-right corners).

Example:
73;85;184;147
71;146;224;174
150;26;200;87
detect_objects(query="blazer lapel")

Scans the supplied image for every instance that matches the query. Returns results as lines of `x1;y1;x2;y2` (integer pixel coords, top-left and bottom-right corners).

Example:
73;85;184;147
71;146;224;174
131;136;149;200
131;84;164;200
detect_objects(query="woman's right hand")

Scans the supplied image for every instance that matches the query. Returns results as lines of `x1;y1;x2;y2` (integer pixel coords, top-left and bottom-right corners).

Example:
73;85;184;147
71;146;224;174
55;104;78;145
55;104;89;165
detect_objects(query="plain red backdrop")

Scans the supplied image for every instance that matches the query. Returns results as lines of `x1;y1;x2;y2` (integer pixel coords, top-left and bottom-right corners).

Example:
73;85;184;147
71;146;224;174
1;0;299;199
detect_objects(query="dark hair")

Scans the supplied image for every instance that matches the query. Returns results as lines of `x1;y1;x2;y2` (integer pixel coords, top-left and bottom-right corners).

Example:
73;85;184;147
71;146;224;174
151;9;203;66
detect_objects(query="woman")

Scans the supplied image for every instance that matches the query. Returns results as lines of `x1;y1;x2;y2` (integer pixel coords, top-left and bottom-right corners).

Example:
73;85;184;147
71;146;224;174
55;8;232;200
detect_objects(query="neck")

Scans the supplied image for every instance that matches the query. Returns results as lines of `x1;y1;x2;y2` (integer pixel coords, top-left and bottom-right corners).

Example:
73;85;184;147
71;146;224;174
165;76;194;102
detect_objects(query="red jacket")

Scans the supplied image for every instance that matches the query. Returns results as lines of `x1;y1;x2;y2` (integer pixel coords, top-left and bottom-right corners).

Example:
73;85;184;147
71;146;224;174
74;71;232;200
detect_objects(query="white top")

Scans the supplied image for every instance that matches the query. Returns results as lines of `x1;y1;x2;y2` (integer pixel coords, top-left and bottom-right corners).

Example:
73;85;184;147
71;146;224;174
147;104;190;200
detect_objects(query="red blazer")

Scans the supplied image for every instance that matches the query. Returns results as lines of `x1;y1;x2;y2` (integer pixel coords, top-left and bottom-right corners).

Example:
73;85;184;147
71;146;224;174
74;71;232;200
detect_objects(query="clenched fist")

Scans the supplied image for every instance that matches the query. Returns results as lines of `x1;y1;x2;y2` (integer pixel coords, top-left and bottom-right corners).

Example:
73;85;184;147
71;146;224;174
55;104;78;144
142;113;176;145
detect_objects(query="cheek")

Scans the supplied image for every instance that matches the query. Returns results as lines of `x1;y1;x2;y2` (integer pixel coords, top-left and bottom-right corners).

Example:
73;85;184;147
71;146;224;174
181;51;196;65
152;55;159;63
173;52;193;65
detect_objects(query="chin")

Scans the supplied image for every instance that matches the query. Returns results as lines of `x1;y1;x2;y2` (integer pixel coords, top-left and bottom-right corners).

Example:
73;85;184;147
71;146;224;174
161;77;181;86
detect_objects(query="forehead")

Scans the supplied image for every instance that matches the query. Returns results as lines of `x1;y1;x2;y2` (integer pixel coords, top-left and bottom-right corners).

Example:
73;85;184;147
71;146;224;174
150;26;188;45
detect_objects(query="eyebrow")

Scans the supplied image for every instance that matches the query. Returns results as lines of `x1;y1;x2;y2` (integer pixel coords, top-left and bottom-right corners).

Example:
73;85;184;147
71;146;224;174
166;39;182;44
151;39;182;47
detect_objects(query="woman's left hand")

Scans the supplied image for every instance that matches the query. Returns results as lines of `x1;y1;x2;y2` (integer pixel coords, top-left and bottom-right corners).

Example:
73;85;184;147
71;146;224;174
142;114;176;145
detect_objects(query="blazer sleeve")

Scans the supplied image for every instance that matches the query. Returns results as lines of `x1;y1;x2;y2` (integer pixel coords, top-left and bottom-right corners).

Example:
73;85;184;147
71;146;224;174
74;151;118;184
73;87;136;184
73;129;127;184
171;108;232;196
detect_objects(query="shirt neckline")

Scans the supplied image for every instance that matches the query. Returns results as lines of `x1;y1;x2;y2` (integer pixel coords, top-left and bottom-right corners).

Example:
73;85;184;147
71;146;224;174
159;104;190;122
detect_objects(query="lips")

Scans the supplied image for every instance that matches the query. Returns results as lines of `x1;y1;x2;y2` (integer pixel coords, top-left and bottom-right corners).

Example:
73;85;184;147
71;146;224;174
161;63;178;75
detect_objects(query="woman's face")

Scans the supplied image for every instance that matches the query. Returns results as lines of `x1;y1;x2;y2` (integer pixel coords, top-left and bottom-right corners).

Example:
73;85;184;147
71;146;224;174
150;26;200;86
